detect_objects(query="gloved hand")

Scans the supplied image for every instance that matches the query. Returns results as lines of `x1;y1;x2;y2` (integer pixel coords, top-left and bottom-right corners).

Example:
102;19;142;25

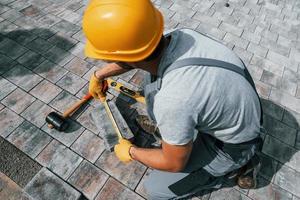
89;72;108;102
114;139;134;163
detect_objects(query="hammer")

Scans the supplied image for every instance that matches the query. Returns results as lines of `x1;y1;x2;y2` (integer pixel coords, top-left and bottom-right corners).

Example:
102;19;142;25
45;93;92;131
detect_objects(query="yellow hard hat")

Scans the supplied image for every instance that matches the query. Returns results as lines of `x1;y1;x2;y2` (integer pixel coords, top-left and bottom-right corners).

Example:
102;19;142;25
82;0;164;62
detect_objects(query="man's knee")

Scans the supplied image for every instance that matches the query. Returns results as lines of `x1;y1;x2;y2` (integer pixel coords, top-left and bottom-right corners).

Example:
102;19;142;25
143;173;177;200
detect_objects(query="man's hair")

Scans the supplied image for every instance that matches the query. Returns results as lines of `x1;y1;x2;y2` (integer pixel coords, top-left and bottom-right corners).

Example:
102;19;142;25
144;35;165;62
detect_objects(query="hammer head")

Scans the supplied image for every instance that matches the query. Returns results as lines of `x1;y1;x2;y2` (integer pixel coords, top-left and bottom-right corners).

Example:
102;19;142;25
45;112;68;131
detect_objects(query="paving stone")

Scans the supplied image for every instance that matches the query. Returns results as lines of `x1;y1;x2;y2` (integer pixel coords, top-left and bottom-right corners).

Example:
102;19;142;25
241;31;261;45
20;5;41;18
280;69;298;96
56;72;87;95
43;46;74;67
257;152;278;181
0;172;33;200
219;22;243;37
0;103;4;111
47;32;77;51
8;0;32;11
77;106;99;134
209;186;251;200
263;114;297;146
71;130;105;163
51;20;81;36
1;9;23;22
135;168;152;199
36;140;83;180
269;88;300;113
68;160;108;200
49;90;79;114
37;14;61;28
261;98;284;121
0;37;27;59
0;53;17;75
25;168;81;200
25;37;53;54
250;55;284;76
267;50;298;72
95;177;144;200
34;60;68;83
262;135;300;172
261;70;282;88
223;33;249;49
274;164;300;197
247;42;268;58
282;109;300;130
233;46;253;65
57;9;81;24
69;42;86;59
30;79;62;103
7;121;52;158
72;30;86;43
95;150;146;190
0;107;24;137
17;50;45;70
169;3;195;18
0;20;19;33
248;176;293;200
42;119;84;147
21;99;54;128
64;57;93;77
0;77;17;100
2;88;36;114
4;65;43;92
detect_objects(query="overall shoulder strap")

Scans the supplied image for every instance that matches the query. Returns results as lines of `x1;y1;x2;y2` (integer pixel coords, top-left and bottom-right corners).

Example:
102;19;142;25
160;57;263;125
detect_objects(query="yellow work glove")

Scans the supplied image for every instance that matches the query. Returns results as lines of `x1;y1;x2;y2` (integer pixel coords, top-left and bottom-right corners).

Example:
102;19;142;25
114;139;134;163
89;72;108;102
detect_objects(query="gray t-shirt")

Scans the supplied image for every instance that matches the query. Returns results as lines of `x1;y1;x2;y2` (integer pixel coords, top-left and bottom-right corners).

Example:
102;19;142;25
153;29;261;145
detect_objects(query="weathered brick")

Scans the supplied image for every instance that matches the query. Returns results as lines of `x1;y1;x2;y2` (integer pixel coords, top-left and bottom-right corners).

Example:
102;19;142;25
47;32;77;51
219;22;243;37
7;121;52;158
25;168;81;200
25;37;53;54
263;114;297;146
0;77;17;100
95;150;146;190
56;72;87;95
0;38;27;59
0;172;32;200
71;130;105;163
64;57;93;77
34;60;68;83
269;88;300;113
274;165;300;197
261;98;284;121
0;54;17;75
21;100;53;128
2;88;35;114
30;79;62;103
68;160;109;199
248;176;293;200
17;50;45;70
261;70;282;88
95;177;144;200
0;108;24;137
3;65;43;92
209;186;251;200
42;119;85;147
223;33;249;49
36;140;83;180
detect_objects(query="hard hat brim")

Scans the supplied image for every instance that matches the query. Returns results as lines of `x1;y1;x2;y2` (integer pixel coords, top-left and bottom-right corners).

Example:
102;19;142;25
84;9;164;62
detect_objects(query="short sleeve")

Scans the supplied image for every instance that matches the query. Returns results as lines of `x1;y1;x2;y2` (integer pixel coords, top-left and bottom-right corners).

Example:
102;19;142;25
153;96;197;145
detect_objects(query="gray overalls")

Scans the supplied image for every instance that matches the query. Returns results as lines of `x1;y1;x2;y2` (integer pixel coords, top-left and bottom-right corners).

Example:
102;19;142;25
143;57;263;199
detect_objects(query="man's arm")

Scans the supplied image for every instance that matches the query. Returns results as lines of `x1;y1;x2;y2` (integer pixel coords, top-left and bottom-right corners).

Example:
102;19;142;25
94;62;132;79
129;140;193;172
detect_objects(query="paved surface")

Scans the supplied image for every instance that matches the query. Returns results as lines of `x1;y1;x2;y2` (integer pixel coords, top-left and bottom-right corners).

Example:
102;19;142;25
0;0;300;199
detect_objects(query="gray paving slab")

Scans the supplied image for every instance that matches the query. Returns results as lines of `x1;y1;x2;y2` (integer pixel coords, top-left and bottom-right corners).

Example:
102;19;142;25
25;168;82;200
0;107;24;138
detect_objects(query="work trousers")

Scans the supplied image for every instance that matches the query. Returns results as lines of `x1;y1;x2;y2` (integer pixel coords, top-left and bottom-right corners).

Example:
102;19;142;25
143;133;261;200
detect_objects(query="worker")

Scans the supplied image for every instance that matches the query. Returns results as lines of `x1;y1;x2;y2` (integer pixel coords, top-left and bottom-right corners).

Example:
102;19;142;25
83;0;263;199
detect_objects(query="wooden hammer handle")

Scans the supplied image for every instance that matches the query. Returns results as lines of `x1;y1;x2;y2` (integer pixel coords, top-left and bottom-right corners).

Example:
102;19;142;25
62;94;92;118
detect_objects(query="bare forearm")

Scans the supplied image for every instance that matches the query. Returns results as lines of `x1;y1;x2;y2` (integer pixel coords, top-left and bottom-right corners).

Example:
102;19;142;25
130;147;179;172
95;63;130;79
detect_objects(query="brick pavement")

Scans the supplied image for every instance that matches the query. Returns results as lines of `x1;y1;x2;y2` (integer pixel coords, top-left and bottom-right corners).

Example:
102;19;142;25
0;0;300;199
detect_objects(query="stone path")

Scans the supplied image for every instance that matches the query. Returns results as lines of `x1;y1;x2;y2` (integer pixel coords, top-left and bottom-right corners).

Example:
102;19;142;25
0;0;300;199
